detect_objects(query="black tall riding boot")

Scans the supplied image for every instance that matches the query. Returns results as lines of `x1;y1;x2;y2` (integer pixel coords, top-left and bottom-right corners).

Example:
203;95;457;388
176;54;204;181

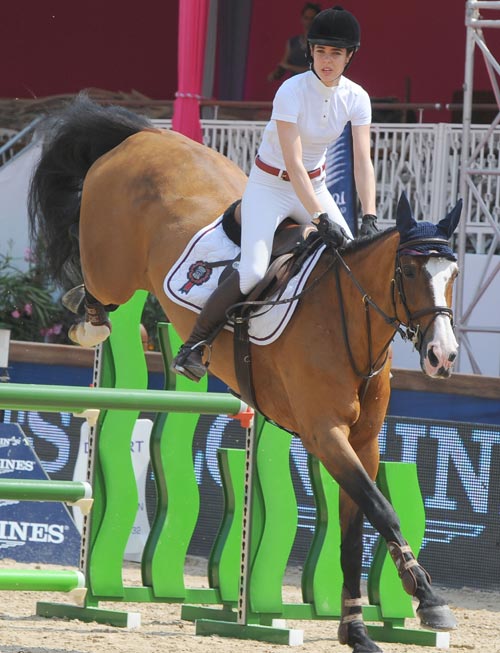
171;270;245;381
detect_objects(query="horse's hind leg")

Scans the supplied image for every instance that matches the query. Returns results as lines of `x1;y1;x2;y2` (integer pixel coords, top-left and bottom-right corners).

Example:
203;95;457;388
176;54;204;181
66;288;116;347
307;426;457;638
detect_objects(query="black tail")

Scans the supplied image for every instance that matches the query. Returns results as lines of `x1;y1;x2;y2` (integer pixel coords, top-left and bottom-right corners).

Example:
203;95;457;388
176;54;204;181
28;92;153;288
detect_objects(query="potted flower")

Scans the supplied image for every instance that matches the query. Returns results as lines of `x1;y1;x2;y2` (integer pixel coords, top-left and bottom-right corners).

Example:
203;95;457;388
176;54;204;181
0;250;72;344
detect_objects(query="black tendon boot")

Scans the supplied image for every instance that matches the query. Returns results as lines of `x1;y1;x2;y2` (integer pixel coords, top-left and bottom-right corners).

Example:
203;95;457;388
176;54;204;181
171;270;245;381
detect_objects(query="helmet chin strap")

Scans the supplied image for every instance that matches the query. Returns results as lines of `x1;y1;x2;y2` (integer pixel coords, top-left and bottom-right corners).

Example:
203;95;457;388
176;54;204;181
342;49;357;74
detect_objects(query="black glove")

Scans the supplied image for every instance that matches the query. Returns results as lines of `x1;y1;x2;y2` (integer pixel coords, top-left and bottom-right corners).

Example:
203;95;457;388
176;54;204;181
315;213;349;249
359;213;380;237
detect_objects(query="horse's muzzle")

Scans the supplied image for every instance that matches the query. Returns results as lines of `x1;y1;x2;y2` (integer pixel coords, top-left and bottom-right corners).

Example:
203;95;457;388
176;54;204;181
422;343;458;378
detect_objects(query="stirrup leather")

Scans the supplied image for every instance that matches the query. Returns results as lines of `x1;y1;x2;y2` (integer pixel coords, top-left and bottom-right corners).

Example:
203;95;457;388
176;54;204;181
387;541;431;595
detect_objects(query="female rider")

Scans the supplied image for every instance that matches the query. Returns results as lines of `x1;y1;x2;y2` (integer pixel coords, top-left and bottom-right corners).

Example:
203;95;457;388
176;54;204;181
172;6;379;381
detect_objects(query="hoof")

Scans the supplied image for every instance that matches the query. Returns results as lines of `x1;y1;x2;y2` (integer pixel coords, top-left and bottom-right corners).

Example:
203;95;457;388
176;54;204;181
69;321;111;347
352;643;383;653
417;604;457;631
338;620;383;652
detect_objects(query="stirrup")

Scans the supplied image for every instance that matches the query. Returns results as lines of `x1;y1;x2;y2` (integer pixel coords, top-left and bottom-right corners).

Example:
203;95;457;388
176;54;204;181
170;343;210;382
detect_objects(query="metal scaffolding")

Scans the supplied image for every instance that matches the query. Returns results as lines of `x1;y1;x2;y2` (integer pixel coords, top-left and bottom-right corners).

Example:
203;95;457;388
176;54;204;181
456;0;500;374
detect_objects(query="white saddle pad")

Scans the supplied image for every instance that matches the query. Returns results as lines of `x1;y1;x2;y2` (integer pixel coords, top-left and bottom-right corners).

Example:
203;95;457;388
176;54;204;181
163;215;325;345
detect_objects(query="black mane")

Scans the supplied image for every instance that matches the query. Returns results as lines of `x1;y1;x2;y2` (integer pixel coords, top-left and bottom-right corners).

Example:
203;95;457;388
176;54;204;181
341;226;397;255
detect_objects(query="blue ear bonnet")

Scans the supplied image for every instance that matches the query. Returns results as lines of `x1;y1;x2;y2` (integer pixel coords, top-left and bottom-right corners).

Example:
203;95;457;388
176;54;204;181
396;193;462;261
398;221;457;261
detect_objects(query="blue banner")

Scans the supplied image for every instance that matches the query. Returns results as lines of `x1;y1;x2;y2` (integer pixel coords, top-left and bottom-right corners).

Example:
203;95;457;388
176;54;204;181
325;122;357;235
0;423;80;565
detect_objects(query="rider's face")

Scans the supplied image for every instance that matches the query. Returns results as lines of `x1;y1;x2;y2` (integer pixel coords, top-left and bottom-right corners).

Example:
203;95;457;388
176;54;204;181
311;45;351;86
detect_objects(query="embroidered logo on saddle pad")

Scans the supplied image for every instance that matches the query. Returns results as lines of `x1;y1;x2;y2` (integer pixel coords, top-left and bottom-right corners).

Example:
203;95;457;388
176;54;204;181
179;260;213;294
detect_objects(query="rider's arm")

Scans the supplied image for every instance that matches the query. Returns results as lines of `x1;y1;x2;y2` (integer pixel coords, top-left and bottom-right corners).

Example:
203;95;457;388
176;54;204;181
276;119;323;218
351;123;376;216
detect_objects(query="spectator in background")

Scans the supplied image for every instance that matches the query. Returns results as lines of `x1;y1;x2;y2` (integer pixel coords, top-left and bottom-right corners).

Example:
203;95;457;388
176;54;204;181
268;3;322;82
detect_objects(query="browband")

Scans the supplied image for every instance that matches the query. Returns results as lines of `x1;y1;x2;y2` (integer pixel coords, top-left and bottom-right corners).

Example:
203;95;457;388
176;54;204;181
398;237;450;251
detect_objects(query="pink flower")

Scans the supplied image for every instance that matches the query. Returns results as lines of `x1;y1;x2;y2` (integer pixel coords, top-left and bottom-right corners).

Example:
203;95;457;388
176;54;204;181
24;248;35;263
52;324;63;335
24;303;32;316
11;310;21;319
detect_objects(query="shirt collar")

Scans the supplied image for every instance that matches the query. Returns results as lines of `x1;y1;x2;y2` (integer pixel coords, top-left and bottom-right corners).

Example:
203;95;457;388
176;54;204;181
307;70;345;96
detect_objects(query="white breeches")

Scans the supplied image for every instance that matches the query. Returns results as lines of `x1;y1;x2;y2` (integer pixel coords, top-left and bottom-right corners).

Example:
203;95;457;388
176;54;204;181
239;165;353;295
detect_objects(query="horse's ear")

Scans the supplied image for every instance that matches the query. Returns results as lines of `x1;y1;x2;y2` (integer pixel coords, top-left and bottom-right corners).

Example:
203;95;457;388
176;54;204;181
437;199;463;237
396;192;416;235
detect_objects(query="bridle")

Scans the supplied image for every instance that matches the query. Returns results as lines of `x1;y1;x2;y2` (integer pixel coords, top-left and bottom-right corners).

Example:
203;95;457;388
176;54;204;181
332;236;456;380
393;237;455;353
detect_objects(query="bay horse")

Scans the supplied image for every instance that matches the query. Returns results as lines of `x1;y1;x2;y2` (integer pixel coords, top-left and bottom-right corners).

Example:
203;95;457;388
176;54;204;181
29;95;461;653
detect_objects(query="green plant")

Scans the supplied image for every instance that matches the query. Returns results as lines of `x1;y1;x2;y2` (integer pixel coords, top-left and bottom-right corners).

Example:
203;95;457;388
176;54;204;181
0;249;72;343
141;293;167;351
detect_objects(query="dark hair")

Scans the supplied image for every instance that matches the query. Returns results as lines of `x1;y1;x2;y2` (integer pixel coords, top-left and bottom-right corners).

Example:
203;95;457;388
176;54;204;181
302;3;321;15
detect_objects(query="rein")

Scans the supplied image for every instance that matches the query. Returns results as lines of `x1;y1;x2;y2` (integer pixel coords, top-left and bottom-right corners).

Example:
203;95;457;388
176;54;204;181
226;252;337;321
332;251;399;380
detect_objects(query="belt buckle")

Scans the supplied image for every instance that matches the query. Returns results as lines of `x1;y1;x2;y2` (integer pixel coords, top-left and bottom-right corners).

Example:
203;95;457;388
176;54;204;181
280;170;290;181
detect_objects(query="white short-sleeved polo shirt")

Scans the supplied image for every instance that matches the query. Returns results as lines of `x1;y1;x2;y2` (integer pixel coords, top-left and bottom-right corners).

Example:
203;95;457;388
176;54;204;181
257;70;371;171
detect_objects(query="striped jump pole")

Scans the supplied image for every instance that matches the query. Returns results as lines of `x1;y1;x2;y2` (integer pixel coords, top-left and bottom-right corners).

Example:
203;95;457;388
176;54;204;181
0;479;93;514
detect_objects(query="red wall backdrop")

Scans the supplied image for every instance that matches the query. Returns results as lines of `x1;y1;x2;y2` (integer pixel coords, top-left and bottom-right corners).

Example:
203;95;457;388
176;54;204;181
245;0;492;122
2;0;493;123
2;1;179;100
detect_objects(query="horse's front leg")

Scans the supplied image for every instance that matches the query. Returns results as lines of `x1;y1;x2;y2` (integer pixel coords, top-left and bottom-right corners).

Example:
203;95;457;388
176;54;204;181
306;425;457;637
339;490;382;652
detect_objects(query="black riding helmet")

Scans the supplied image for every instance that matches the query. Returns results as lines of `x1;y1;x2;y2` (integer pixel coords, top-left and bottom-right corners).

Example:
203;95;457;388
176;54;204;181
307;5;360;72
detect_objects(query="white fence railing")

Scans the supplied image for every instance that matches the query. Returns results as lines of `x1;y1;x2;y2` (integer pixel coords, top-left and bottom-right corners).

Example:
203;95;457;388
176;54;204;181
155;119;500;254
2;118;499;254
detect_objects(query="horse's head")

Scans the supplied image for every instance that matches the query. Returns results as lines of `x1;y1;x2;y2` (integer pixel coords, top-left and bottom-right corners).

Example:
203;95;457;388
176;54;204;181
395;192;462;378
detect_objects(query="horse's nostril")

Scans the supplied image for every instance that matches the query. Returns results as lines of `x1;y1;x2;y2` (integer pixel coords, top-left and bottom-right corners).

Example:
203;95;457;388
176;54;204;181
448;352;457;363
427;346;439;367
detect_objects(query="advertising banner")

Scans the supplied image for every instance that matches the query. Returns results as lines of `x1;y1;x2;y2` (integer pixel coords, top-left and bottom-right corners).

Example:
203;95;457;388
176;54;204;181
3;408;500;590
0;422;81;565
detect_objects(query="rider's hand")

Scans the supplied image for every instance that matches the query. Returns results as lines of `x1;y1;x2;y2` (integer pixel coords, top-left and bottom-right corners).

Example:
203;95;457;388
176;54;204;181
313;213;349;249
359;213;380;237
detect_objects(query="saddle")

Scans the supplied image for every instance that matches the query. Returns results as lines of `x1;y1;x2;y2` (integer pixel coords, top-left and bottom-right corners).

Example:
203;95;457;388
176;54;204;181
220;200;323;409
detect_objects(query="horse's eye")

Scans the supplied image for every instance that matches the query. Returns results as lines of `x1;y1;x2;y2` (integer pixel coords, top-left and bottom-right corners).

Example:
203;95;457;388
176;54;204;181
402;265;416;278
